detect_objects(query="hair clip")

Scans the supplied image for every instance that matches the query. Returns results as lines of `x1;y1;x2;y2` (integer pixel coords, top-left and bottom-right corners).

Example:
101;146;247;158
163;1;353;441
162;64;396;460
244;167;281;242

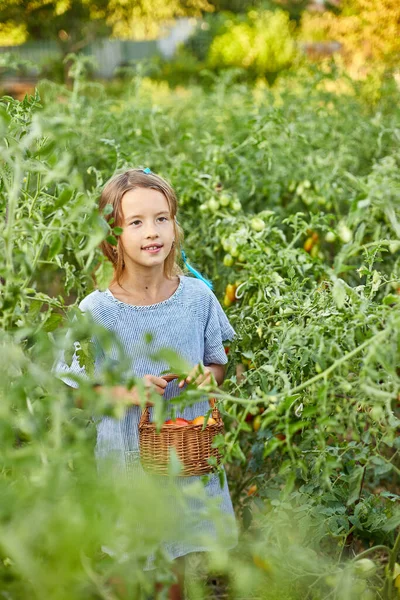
181;249;213;290
142;167;152;174
174;218;213;289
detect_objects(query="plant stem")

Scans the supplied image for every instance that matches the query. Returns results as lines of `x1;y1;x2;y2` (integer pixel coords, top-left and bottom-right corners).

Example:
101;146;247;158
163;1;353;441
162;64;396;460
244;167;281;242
383;529;400;599
212;327;391;407
283;328;389;398
337;525;356;564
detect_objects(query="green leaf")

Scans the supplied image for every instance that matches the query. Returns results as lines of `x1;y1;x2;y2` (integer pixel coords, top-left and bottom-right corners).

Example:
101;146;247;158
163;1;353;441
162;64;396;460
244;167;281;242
144;333;154;344
103;204;113;215
167;447;183;477
76;340;95;376
43;313;63;332
263;437;281;458
149;348;191;374
242;505;253;530
347;465;365;505
371;270;381;293
382;511;400;532
47;236;63;260
0;105;11;125
106;235;118;246
95;260;114;292
288;420;310;434
383;294;399;305
332;278;347;309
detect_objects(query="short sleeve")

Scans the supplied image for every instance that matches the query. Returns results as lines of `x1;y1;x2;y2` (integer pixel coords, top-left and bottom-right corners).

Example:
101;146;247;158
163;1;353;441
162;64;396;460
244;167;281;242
203;292;236;366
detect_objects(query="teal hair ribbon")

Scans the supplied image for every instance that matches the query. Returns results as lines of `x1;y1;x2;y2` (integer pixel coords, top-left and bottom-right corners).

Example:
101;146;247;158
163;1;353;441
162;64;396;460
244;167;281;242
181;249;213;290
142;167;152;174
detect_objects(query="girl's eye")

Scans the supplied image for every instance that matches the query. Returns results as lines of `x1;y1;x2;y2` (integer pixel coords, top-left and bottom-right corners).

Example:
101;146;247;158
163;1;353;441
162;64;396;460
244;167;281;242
130;217;169;225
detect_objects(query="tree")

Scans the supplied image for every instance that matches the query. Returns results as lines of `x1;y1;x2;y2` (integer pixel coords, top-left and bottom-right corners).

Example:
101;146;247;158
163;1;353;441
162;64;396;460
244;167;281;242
0;0;213;53
301;0;400;74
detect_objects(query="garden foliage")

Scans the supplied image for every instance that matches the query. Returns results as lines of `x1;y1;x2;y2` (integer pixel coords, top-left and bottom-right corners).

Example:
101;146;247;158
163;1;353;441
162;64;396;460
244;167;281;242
0;58;399;598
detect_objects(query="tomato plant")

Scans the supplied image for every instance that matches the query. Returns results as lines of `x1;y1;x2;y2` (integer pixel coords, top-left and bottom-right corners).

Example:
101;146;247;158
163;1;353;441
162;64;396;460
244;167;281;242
0;55;399;599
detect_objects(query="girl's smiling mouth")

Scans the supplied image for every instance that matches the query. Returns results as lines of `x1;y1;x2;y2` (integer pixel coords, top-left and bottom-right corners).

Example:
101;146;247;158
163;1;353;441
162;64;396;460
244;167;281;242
142;244;163;253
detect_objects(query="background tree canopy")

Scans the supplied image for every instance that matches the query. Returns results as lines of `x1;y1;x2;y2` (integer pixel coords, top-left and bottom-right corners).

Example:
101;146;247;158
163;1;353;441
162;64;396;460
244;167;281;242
0;0;213;52
301;0;400;73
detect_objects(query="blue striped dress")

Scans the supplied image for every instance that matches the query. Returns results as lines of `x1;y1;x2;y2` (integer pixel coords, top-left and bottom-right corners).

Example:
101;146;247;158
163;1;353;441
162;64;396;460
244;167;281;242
53;274;238;569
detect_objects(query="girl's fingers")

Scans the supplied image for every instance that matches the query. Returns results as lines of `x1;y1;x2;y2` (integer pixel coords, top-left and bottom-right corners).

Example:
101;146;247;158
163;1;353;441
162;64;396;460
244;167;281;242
143;375;167;397
188;363;205;383
186;368;197;383
178;364;214;389
145;375;167;388
197;372;212;388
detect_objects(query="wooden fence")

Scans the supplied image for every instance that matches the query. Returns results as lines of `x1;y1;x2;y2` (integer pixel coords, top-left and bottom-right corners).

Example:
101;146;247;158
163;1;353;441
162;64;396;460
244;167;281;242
0;38;160;78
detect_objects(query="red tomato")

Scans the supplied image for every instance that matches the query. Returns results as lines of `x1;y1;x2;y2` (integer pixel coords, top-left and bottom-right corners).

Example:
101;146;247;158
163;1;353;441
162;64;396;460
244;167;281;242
164;418;190;426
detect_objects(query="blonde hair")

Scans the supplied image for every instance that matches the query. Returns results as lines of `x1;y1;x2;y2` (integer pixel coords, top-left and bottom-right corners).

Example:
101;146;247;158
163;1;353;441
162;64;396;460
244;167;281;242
98;168;184;287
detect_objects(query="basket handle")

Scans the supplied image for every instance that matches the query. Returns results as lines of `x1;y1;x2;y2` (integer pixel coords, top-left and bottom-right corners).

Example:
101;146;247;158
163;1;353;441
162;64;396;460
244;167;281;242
160;374;217;409
138;373;219;428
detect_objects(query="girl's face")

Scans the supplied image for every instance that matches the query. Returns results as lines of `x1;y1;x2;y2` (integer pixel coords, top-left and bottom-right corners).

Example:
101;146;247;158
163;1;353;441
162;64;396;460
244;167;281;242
118;187;175;269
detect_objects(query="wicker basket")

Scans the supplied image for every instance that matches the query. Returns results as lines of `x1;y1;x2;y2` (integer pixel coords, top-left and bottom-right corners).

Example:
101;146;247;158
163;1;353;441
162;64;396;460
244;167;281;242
138;374;224;476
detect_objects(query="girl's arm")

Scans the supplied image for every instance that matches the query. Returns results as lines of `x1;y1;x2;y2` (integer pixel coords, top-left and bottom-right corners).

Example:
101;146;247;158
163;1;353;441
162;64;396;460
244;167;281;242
205;363;226;387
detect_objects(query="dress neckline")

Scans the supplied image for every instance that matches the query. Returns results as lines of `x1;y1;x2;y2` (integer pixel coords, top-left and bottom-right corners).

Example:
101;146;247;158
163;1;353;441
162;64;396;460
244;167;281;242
104;275;184;310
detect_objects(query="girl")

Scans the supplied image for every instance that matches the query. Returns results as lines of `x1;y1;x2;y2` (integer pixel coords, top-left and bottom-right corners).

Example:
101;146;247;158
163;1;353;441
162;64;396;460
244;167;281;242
54;168;238;599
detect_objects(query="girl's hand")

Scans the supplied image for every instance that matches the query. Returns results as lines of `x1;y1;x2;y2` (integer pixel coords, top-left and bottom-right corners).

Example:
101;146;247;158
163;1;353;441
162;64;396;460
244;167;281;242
143;374;168;397
178;363;217;389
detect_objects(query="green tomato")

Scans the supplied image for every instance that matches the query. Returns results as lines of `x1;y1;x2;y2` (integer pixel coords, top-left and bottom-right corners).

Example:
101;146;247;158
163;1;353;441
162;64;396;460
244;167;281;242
208;198;220;212
324;574;341;588
223;254;234;267
302;194;313;206
353;559;377;579
231;199;242;212
338;222;352;243
389;240;400;253
230;244;239;258
219;193;231;207
250;218;265;232
199;203;208;212
370;406;384;421
350;580;367;594
238;253;246;262
360;590;375;600
325;231;336;243
221;237;231;252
